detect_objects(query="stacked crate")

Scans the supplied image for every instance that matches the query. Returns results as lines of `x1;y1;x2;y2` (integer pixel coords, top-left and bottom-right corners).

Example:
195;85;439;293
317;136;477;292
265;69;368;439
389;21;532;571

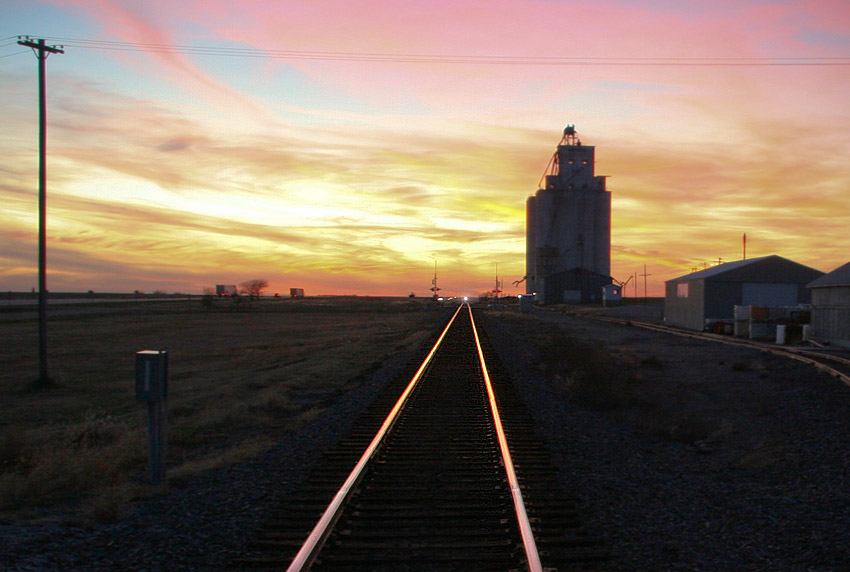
733;305;751;337
734;306;777;339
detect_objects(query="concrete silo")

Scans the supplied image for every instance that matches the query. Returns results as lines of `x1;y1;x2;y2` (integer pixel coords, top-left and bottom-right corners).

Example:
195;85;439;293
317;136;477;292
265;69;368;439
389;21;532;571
526;126;611;303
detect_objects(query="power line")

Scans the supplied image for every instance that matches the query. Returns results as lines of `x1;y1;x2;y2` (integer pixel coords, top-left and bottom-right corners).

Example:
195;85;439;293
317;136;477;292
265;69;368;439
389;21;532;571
15;35;850;66
0;50;30;59
0;37;28;55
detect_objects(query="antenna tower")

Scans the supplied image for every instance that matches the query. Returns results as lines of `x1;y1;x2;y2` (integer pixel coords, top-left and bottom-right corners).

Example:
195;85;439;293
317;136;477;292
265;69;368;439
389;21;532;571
429;260;441;299
492;263;503;299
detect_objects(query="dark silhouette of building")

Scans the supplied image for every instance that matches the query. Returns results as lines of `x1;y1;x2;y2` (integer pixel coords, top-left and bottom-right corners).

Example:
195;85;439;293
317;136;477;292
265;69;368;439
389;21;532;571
664;255;823;331
526;125;611;303
808;260;850;347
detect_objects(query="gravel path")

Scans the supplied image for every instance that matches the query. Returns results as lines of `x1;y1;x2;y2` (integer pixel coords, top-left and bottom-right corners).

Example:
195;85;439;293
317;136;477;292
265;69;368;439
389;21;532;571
3;304;850;571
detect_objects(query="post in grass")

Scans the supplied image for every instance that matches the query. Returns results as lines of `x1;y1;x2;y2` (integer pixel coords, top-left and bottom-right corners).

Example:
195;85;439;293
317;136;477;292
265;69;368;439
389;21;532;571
135;350;169;486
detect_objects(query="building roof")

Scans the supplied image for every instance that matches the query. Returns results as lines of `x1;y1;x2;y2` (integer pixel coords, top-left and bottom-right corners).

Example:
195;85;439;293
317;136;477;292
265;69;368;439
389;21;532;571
808;261;850;288
668;255;823;283
669;255;773;281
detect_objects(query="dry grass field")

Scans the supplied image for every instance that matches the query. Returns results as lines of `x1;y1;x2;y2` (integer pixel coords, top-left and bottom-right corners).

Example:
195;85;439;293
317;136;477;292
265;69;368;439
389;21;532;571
0;296;441;523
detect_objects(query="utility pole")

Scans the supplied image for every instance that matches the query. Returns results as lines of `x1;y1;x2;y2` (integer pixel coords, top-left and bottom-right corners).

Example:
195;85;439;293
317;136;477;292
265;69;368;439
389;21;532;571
18;37;64;385
617;275;633;298
492;263;503;299
430;259;440;300
640;264;652;301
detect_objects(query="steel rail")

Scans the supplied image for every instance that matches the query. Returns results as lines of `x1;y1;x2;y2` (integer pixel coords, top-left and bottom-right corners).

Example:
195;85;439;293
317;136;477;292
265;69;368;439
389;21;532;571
285;303;465;572
594;316;850;388
626;320;850;387
467;304;544;572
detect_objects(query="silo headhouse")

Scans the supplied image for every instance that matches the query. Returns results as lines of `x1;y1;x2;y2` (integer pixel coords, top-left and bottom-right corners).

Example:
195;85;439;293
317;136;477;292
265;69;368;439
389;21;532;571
526;125;612;303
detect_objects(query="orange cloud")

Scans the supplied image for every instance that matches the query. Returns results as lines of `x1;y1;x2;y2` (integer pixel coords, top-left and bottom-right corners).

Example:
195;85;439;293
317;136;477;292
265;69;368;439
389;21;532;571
5;0;848;296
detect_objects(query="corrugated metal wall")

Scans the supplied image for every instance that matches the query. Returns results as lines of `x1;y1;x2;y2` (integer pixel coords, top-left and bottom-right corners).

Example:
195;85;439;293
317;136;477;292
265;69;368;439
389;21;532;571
525;135;611;301
525;196;537;294
664;279;706;330
664;257;823;331
811;286;850;346
542;269;611;304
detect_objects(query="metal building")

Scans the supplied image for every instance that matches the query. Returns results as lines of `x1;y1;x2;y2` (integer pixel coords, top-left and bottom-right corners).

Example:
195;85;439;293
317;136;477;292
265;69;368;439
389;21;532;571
807;261;850;348
526;126;611;303
664;255;824;331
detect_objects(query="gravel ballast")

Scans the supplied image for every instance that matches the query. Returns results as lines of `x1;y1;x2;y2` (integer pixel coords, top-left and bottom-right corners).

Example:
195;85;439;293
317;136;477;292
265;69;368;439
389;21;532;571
3;304;850;571
482;306;850;571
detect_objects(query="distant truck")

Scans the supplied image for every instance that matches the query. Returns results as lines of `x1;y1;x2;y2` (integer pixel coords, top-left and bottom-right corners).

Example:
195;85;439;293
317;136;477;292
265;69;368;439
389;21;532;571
216;284;238;297
290;288;305;298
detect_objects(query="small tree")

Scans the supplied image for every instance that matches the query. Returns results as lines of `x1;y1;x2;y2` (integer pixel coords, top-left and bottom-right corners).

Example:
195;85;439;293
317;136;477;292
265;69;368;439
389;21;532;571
201;286;215;309
240;278;269;299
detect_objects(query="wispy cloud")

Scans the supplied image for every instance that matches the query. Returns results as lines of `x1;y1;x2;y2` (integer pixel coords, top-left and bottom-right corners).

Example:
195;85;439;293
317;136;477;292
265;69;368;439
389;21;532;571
3;0;848;295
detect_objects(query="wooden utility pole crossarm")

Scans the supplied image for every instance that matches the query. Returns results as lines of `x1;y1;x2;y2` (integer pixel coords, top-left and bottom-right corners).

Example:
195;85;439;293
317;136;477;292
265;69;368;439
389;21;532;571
17;37;64;385
640;264;652;301
17;36;65;55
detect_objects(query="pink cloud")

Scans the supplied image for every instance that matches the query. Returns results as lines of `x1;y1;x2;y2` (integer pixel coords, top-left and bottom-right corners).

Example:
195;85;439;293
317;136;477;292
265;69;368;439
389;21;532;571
52;0;278;125
49;0;849;119
14;0;848;297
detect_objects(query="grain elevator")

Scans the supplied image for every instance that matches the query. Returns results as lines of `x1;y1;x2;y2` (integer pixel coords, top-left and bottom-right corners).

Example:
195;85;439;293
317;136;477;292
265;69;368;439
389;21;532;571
526;126;611;303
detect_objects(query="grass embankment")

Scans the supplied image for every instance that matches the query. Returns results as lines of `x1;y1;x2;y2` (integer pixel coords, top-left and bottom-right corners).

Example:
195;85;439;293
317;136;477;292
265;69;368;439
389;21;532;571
0;297;441;522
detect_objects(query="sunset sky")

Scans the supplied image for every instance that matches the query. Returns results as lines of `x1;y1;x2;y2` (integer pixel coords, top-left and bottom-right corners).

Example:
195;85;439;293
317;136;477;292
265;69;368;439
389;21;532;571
2;0;849;297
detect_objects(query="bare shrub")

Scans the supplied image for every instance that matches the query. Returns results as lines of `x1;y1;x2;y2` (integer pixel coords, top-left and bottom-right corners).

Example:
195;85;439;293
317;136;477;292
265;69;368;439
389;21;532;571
734;442;796;470
640;355;665;369
538;332;633;410
668;413;717;444
240;278;269;299
83;485;136;524
0;430;30;473
630;406;719;444
167;439;273;485
569;365;634;410
0;415;145;510
68;411;127;449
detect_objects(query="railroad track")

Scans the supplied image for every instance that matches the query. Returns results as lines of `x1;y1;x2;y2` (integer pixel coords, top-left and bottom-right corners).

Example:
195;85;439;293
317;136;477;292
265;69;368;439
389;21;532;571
229;303;608;571
590;315;850;387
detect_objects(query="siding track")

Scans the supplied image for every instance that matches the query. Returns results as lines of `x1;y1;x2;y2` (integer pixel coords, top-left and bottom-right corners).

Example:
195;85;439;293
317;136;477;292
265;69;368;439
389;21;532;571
592;315;850;387
230;304;607;571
